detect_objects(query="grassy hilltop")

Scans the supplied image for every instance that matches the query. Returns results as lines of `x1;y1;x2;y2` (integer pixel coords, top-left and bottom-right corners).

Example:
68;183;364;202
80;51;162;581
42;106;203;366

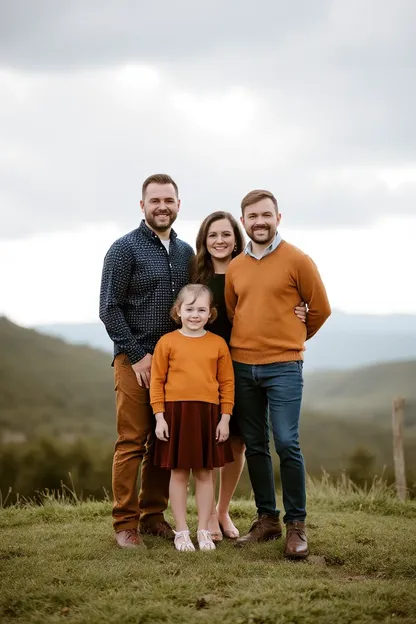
0;481;415;624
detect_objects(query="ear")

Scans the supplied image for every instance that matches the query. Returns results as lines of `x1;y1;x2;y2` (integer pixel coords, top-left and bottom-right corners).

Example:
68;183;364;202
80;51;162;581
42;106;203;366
177;199;181;212
276;212;282;227
140;199;145;214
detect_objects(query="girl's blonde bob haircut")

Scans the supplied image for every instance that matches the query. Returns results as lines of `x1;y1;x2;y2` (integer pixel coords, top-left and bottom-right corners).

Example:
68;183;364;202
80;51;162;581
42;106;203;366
170;284;218;324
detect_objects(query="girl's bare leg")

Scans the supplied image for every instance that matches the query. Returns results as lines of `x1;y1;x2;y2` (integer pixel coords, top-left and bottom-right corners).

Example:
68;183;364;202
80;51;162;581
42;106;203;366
193;469;215;531
208;470;222;540
169;469;190;532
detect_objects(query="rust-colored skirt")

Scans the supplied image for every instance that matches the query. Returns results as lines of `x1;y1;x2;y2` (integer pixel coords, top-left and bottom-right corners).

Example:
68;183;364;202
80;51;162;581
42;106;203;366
153;401;234;470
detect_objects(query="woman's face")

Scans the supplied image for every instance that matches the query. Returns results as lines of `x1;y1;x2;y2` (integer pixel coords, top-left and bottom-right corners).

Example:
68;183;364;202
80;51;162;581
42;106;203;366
205;218;236;261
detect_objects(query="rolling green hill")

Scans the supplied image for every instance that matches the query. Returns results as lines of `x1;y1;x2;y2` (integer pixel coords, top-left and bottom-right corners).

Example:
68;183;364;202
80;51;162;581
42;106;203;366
1;317;415;493
0;316;115;441
303;360;416;426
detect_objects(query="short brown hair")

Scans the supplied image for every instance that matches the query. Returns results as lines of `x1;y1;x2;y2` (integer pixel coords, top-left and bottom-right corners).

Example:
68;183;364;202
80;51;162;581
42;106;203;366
241;189;278;215
142;174;179;198
170;284;218;324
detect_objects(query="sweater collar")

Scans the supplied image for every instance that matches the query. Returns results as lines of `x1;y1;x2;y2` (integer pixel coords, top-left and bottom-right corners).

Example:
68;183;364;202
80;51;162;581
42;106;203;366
244;232;282;259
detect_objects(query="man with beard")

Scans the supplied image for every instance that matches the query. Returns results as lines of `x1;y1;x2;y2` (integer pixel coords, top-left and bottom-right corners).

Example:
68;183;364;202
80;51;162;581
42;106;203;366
225;189;331;559
100;174;194;548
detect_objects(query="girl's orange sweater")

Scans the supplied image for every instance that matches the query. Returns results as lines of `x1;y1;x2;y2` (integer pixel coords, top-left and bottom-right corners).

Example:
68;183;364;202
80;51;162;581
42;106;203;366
150;330;234;415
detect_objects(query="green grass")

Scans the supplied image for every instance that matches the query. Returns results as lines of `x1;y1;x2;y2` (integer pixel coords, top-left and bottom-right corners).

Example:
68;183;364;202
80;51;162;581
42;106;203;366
1;480;416;624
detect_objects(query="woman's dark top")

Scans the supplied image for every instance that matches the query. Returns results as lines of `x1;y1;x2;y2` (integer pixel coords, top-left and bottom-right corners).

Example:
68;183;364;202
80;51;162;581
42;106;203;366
207;273;242;436
208;273;232;345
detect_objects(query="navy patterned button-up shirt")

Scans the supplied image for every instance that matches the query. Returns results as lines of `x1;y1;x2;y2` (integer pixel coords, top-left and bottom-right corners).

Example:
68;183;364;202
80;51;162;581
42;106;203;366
99;220;194;364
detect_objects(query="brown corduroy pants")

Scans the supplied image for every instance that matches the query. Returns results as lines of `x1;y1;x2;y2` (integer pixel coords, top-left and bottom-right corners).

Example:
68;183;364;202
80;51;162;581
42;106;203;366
112;354;170;532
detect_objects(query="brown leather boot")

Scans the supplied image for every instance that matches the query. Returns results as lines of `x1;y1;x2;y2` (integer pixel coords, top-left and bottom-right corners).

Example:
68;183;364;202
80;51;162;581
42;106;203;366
115;528;145;549
235;514;282;547
284;521;308;559
139;519;175;540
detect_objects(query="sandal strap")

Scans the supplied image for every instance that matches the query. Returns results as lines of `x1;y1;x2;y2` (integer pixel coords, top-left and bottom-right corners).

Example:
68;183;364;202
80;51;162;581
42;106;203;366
174;530;195;551
197;530;216;549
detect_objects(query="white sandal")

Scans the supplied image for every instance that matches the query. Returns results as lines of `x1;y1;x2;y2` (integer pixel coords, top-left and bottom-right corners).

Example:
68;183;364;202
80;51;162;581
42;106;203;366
174;530;195;552
197;529;216;551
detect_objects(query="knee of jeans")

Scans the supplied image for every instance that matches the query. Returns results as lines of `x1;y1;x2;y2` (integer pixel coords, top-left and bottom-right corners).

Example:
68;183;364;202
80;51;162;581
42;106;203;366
244;441;271;457
273;438;300;456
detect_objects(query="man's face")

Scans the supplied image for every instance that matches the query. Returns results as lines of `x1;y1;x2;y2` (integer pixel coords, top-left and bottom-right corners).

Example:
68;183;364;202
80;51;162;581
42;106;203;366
140;183;180;232
241;198;281;246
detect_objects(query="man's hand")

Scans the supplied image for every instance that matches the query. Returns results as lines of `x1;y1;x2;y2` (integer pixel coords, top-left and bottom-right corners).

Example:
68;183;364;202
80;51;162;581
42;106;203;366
155;413;169;441
294;301;307;323
216;415;230;443
132;353;152;388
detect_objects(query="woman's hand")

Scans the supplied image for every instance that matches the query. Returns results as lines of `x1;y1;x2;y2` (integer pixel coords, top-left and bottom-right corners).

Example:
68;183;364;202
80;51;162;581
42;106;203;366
216;414;230;443
155;413;169;441
294;301;307;323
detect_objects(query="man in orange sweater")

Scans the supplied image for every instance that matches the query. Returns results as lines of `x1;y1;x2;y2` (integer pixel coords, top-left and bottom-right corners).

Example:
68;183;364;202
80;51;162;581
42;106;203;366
225;189;331;558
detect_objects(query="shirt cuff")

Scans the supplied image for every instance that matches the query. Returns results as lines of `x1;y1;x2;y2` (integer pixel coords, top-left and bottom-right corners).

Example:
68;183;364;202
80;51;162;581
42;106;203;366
124;343;148;365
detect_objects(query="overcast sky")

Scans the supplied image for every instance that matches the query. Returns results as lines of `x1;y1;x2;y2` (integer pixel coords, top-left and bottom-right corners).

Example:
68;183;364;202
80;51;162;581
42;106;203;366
0;1;415;322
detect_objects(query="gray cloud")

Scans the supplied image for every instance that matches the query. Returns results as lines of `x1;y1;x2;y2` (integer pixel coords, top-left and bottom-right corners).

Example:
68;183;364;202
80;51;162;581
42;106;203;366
0;0;415;239
0;1;328;69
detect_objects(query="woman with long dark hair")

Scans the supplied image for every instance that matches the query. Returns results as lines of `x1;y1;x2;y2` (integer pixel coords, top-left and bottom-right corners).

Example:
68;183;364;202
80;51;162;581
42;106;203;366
192;211;306;541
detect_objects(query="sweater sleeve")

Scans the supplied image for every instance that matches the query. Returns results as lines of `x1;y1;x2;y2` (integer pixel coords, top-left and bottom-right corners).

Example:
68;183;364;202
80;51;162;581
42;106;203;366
149;337;170;414
217;342;235;414
296;254;331;340
224;268;237;323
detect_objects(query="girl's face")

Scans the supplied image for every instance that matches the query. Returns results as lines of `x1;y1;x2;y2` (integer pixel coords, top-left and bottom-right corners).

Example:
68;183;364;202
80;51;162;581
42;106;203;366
179;292;211;333
205;218;236;262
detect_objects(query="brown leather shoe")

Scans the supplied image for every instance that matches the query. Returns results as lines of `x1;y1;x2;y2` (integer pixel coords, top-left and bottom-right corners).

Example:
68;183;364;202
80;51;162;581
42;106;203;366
115;529;145;549
235;514;282;547
284;521;309;559
139;519;175;540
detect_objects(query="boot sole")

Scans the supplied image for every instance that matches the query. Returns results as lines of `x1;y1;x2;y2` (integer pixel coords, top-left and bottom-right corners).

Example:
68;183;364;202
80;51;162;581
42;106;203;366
284;550;309;560
234;532;282;547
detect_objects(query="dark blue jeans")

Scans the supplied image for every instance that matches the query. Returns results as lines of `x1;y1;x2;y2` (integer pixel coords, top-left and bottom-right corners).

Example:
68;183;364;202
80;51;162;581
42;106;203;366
233;360;305;523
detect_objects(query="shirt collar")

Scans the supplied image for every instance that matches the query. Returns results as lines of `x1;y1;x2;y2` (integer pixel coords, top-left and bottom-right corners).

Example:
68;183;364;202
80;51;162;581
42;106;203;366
139;219;177;242
244;232;282;259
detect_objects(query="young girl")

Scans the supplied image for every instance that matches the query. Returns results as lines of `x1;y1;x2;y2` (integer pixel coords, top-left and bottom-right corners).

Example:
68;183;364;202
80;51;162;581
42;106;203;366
150;284;235;552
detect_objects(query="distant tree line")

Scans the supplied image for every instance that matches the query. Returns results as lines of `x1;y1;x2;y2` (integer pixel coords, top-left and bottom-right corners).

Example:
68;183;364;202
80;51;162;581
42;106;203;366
1;437;414;505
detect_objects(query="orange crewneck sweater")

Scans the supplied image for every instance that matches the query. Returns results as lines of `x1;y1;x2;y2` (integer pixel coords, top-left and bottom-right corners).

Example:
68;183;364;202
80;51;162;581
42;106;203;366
225;240;331;364
150;330;234;414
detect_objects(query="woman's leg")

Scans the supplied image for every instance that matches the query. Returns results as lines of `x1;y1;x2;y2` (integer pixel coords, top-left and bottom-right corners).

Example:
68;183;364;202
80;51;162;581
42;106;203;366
217;437;246;537
169;469;190;532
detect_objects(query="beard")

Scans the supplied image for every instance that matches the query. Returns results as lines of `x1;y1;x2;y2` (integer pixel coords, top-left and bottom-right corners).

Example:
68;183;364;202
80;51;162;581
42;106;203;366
145;210;178;232
247;225;276;245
